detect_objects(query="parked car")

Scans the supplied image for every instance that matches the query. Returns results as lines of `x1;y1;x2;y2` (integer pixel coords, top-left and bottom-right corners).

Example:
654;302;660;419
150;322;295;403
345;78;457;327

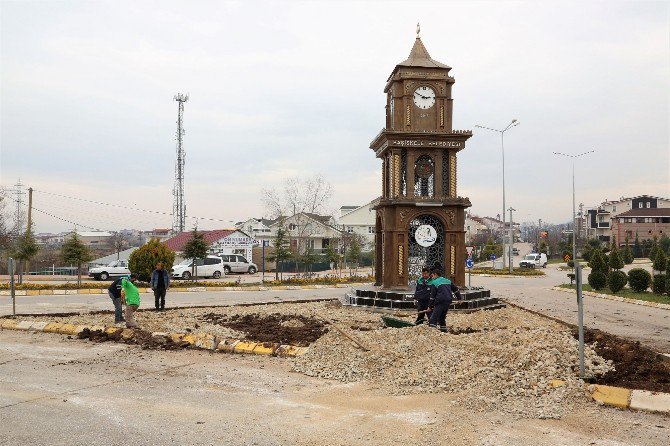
220;254;257;274
519;253;548;269
88;260;131;281
171;255;225;279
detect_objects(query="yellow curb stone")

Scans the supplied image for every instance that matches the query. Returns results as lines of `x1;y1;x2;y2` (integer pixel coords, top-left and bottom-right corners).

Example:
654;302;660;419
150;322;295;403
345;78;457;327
550;379;566;388
43;322;62;333
89;325;105;332
234;342;258;354
271;286;288;290
216;339;239;353
26;290;40;296
58;324;77;335
106;327;122;335
64;290;78;295
38;289;54;295
170;333;185;343
335;284;349;288
13;290;27;296
195;333;217;350
207;287;226;291
0;290;10;296
120;329;135;340
1;319;19;330
275;345;308;357
588;384;631;409
252;343;278;356
29;321;49;331
73;325;91;335
258;286;270;291
182;334;197;345
15;321;34;330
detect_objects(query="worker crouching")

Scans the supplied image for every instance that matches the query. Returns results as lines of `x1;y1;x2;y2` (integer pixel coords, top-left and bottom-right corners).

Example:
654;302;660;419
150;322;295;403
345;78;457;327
413;266;433;325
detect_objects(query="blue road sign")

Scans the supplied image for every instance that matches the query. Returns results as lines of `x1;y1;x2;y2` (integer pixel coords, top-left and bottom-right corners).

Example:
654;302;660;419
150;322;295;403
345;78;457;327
466;259;474;269
489;254;496;260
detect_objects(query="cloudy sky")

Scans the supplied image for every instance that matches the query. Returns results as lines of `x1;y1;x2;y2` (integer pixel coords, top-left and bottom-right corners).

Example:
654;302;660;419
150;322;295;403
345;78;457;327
1;0;668;233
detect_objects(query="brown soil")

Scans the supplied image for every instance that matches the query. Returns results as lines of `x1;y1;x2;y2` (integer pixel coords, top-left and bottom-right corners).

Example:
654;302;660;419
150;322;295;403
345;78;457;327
200;312;326;347
576;327;670;393
77;328;190;350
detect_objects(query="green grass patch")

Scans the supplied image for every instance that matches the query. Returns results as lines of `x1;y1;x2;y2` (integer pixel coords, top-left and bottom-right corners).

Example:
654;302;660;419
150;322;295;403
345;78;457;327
558;284;670;305
470;268;545;276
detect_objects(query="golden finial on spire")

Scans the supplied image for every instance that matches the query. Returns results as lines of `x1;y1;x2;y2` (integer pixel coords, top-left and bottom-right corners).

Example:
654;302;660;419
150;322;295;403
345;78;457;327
416;22;421;38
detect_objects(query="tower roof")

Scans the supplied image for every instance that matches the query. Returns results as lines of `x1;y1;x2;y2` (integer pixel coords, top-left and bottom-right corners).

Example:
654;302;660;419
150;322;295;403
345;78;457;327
396;37;451;70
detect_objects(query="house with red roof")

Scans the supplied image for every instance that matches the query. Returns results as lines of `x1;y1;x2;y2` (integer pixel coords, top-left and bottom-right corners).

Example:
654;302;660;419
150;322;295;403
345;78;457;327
163;229;257;262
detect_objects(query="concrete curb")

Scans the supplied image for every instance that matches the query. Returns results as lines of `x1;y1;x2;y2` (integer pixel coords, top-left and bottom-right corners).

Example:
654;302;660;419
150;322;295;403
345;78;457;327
586;384;670;414
0;282;370;297
0;318;309;358
552;286;670;310
470;274;544;279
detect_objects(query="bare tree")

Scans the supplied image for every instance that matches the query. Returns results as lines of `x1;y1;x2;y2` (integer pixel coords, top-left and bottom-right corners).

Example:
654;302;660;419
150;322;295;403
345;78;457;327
108;232;131;259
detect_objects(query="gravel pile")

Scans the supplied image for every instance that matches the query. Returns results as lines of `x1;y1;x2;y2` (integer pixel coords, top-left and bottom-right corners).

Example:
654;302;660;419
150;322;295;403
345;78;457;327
293;307;613;419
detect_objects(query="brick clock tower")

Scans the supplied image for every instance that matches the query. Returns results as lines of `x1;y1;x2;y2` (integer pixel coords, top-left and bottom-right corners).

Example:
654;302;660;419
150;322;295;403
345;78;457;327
371;28;472;290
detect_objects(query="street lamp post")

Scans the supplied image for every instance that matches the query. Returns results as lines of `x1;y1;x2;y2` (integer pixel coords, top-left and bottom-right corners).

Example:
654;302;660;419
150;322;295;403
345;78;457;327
508;207;516;272
553;150;595;379
475;120;520;271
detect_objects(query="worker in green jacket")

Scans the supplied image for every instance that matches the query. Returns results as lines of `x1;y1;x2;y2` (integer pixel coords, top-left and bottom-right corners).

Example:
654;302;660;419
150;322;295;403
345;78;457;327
121;274;140;328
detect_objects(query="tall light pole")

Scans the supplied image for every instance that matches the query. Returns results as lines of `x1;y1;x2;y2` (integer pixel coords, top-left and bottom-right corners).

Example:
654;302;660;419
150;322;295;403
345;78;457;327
508;207;516;273
475;120;520;270
553;150;594;379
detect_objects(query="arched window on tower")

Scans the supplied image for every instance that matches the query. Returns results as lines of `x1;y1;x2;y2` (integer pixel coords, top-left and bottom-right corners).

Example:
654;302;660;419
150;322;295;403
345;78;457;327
414;155;434;198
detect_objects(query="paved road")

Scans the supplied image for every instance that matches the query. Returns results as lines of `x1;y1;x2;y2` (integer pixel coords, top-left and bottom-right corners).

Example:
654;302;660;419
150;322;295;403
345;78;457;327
470;264;670;353
1;330;667;446
0;288;345;316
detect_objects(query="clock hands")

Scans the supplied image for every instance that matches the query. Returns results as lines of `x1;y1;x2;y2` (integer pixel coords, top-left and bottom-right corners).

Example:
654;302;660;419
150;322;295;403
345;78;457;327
414;92;430;100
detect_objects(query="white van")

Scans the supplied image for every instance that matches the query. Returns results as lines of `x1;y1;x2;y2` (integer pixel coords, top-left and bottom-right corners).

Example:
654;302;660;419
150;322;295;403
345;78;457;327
171;255;225;279
519;253;548;269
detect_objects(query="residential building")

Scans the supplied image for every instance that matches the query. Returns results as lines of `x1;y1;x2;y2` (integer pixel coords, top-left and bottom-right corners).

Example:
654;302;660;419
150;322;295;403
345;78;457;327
235;218;276;238
464;215;489;244
164;229;257;262
584;195;670;243
337;201;376;249
63;231;113;247
257;213;342;254
611;208;670;245
143;228;172;242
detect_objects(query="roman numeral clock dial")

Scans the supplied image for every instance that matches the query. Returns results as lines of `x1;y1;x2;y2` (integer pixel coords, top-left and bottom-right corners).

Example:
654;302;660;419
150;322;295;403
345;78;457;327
413;86;435;110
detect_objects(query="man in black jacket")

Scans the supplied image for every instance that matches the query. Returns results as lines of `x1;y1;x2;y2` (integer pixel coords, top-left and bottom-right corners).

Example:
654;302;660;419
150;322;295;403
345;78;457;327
428;267;457;332
107;277;126;325
413;266;432;325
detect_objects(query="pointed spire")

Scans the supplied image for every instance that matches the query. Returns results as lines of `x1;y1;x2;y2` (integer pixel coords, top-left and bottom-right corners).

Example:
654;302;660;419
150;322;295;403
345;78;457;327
395;26;451;70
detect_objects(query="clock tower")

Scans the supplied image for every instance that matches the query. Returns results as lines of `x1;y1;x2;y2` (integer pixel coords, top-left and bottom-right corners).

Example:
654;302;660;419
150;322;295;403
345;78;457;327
371;29;472;289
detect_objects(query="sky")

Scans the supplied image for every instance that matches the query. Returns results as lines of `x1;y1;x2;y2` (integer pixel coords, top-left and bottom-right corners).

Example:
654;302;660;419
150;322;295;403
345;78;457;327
1;0;669;234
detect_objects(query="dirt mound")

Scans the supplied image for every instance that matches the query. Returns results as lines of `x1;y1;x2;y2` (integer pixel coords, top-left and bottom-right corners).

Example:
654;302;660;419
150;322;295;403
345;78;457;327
77;328;189;350
200;312;325;346
577;328;670;393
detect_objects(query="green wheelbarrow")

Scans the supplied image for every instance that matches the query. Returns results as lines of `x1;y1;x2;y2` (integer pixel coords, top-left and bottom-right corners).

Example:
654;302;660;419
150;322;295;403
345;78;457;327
381;315;416;328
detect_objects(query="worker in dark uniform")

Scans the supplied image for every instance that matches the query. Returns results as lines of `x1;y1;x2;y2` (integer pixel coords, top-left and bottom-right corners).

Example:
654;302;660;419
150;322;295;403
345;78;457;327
428;267;455;332
107;276;126;325
413;266;433;325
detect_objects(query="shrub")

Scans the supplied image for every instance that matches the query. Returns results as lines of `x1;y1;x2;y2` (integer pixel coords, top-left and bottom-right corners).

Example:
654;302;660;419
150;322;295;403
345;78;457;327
652;250;667;273
628;268;651;292
652;274;666;295
588;249;608;275
622;244;634;264
567;260;574;268
607;271;628;293
128;239;176;282
666;267;670;296
608;245;624;271
587;271;607;290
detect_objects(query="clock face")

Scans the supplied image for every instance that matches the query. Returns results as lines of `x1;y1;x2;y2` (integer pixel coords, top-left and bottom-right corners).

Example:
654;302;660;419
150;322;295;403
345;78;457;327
413;86;436;109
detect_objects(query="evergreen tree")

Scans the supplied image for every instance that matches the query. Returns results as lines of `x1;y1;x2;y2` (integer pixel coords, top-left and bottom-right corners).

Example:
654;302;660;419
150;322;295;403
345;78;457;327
128;238;175;282
608;244;624;271
633;233;643;258
588;249;607;275
347;235;362;270
182;228;210;281
324;243;342;275
267;223;291;280
539;240;548;255
60;233;92;285
10;225;39;284
659;234;670;255
653;249;667;273
648;236;658;261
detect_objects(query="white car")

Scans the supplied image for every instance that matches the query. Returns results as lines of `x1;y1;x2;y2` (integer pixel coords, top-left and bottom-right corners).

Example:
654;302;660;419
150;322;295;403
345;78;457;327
519;253;548;269
88;260;130;281
171;255;225;279
219;254;257;274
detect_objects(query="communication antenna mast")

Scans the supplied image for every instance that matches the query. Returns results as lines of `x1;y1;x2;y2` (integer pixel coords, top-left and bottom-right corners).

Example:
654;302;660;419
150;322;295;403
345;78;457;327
172;93;189;234
13;179;25;235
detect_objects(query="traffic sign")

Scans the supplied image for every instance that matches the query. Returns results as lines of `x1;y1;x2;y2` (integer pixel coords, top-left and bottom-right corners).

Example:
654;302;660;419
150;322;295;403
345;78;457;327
564;254;571;262
466;259;474;269
466;246;474;256
489;254;496;261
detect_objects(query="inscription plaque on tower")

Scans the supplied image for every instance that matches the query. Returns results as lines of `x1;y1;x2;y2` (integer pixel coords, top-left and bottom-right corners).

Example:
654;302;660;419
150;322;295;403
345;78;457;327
371;30;472;290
